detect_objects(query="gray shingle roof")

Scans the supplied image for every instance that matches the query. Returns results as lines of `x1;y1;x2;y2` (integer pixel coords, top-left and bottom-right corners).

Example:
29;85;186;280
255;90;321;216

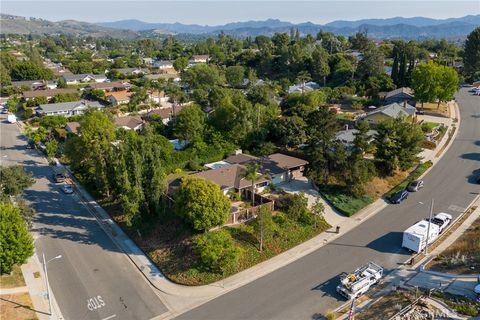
366;102;416;119
38;100;104;113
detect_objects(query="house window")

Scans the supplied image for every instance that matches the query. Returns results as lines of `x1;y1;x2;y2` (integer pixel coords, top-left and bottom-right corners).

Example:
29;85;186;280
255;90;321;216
256;181;268;188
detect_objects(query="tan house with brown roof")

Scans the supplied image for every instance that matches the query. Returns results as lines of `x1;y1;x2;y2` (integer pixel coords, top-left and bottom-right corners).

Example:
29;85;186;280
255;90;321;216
106;91;132;105
113;115;144;131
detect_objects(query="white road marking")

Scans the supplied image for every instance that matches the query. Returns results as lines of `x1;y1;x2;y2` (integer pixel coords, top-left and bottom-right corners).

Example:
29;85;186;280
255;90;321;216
101;315;116;320
87;295;106;311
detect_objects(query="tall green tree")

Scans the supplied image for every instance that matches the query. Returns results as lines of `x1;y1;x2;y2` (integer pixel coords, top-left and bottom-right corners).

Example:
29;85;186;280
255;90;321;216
242;162;262;207
0;166;34;200
173;56;189;72
173;104;205;141
310;47;330;86
411;62;440;107
225;65;245;88
252;205;274;252
0;202;34;274
436;65;459;108
463;27;480;82
175;176;230;231
374;117;424;176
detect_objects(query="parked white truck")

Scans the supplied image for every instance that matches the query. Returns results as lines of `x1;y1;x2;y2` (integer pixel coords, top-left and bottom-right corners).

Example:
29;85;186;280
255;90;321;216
336;262;383;299
7;114;16;123
429;212;452;233
402;220;441;253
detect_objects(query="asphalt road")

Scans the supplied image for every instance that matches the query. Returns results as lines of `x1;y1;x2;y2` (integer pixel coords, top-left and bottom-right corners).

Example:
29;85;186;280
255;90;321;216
177;89;480;320
0;117;168;320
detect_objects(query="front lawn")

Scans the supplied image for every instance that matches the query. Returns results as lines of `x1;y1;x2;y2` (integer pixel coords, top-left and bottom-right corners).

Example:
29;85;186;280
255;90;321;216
421;121;438;133
318;185;373;217
0;265;26;289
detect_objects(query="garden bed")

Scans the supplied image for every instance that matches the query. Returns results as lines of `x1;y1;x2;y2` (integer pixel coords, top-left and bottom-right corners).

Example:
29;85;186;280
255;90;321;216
102;199;330;286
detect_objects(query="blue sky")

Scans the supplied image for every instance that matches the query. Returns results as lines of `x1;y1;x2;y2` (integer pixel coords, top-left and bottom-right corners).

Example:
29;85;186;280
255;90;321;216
2;1;479;25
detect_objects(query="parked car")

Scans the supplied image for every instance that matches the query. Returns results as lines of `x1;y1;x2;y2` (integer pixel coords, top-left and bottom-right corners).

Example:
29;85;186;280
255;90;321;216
390;190;409;204
407;180;424;192
429;212;452;233
61;184;74;194
53;172;65;183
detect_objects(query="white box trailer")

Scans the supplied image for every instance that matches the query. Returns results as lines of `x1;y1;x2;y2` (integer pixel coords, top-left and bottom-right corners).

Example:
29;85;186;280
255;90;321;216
402;220;440;253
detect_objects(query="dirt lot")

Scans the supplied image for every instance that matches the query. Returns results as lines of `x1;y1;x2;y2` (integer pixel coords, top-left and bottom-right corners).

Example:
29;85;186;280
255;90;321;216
427;214;480;275
0;293;37;320
355;291;416;320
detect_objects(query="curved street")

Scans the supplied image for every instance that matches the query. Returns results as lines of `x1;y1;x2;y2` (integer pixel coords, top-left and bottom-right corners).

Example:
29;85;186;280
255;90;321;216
176;88;479;319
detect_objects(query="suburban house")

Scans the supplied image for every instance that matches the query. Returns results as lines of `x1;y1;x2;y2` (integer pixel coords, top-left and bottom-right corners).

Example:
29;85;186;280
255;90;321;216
362;102;417;126
36;100;104;117
379;87;416;106
288;81;320;94
11;80;57;90
114;67;150;76
153;60;174;69
148;90;169;103
336;128;377;148
86;81;131;92
168;151;307;223
105;91;132;106
142;57;154;65
113;115;144;131
62;74;108;85
190;55;210;64
65;121;81;134
22;88;78;101
146;105;184;124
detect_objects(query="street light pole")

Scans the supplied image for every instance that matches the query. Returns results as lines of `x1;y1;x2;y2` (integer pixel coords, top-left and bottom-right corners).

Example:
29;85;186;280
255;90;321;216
424;199;434;255
43;253;62;319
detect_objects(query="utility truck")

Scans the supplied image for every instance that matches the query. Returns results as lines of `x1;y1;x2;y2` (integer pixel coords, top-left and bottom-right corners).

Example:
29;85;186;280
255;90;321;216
402;220;440;253
336;262;383;299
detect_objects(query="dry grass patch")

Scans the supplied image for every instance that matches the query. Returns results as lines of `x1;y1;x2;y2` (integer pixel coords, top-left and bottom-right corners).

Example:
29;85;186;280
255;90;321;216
355;291;416;320
0;265;26;289
419;102;449;117
0;293;37;320
364;169;411;199
427;214;480;275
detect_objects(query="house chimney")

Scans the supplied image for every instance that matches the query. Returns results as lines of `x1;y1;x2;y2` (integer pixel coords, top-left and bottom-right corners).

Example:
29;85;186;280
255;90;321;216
403;101;407;108
235;149;242;155
345;124;349;131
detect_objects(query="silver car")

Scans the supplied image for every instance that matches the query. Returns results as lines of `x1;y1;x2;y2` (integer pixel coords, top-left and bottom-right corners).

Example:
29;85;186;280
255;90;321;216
407;180;424;192
61;184;74;194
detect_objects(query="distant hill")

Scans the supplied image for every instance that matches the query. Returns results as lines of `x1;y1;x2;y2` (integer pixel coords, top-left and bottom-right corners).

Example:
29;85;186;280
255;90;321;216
0;14;139;39
99;15;480;39
1;13;479;40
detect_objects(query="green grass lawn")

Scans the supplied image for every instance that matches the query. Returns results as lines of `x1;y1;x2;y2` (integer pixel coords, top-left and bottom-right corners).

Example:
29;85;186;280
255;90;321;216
421;121;438;133
318;185;373;217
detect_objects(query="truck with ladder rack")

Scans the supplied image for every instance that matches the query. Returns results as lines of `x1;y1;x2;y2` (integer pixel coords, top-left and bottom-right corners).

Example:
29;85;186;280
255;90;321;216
336;262;383;300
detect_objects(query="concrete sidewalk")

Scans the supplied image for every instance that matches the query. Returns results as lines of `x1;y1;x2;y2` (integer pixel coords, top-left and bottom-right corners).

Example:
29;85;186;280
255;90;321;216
33;100;461;317
20;254;64;320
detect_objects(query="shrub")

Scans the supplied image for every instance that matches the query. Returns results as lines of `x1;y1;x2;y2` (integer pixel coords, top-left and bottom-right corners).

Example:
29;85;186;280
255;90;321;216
175;176;230;231
421;140;437;150
0;202;34;274
195;229;241;274
276;193;311;223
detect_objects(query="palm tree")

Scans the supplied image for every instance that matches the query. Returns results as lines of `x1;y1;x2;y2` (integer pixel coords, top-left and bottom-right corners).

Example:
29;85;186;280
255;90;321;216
242;162;261;208
296;71;311;94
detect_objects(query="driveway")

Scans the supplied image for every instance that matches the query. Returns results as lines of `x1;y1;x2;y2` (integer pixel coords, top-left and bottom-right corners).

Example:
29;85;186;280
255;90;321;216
279;177;347;227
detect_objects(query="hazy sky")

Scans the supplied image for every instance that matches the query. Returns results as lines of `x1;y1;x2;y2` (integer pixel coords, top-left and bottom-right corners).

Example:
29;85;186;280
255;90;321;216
2;1;479;25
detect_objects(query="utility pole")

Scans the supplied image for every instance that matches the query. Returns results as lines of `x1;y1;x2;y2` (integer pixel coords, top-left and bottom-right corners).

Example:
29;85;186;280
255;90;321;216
424;199;434;255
